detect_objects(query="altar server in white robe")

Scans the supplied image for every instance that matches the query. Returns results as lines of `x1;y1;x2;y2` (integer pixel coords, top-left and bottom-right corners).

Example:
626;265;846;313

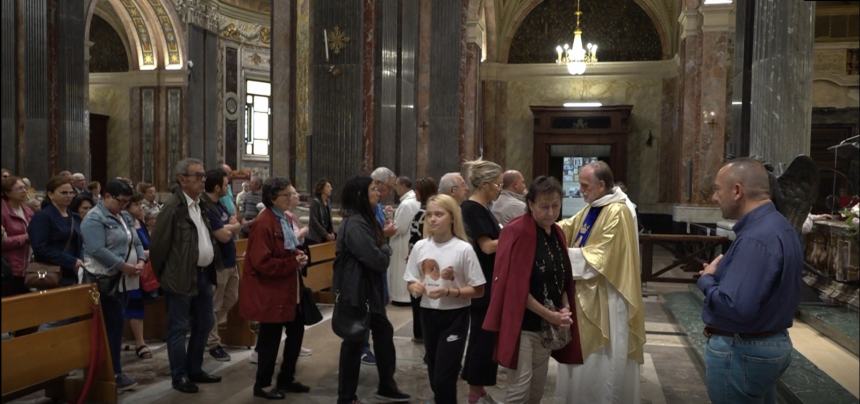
387;177;421;304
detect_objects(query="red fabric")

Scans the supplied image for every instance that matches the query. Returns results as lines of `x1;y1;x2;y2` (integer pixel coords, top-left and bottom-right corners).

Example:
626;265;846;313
482;213;583;369
239;209;301;323
140;260;160;292
1;199;35;277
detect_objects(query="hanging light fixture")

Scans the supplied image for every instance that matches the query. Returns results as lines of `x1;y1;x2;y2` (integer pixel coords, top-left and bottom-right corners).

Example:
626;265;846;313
554;0;598;75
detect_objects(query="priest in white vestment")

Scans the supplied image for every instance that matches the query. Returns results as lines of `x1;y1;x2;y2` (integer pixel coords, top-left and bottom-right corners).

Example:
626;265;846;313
387;181;421;304
556;162;645;404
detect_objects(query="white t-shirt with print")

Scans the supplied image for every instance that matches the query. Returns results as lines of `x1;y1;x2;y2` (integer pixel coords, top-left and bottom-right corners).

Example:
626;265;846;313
404;237;486;310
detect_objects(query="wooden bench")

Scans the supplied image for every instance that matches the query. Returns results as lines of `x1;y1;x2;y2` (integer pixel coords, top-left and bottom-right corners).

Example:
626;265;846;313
306;241;336;303
2;284;116;403
219;238;256;348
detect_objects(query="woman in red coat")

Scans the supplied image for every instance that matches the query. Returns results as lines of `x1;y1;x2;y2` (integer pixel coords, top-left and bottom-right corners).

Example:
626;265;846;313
483;176;583;403
239;177;311;400
1;175;35;297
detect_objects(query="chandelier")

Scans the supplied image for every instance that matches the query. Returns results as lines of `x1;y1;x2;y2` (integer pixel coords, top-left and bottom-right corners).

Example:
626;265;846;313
554;0;598;75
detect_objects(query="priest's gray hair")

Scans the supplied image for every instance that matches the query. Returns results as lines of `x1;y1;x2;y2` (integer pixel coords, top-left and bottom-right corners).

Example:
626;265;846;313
438;172;463;195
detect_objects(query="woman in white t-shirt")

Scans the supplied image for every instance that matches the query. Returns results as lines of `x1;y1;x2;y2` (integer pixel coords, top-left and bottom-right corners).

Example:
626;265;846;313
404;193;486;404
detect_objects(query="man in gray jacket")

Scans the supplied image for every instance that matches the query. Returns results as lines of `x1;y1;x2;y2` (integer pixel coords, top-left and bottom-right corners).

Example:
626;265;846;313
151;158;223;394
491;170;527;226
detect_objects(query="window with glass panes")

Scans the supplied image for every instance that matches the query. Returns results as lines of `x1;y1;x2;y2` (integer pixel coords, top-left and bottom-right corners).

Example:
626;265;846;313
244;79;271;156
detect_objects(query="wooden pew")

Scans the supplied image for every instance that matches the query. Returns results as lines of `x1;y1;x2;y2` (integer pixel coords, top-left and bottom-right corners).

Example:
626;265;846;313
306;241;336;303
220;240;256;348
2;284;116;403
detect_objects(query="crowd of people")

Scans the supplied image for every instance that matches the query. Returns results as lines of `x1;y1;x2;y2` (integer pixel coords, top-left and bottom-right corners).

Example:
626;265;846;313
1;156;804;404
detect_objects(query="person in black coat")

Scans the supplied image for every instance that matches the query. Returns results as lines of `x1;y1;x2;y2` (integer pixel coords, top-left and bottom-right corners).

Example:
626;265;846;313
29;175;83;286
332;176;410;404
307;178;335;245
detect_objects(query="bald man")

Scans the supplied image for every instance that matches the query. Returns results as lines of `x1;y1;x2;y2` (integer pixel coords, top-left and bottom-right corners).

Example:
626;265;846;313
697;158;802;404
491;170;527;225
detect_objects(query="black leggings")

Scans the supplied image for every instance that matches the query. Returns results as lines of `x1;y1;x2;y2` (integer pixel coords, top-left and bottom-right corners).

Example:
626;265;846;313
422;307;469;404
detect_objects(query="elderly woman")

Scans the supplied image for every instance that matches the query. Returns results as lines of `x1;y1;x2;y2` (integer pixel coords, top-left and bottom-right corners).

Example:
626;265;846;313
307;178;335;245
80;179;145;391
333;176;410;404
459;159;503;403
239;177;311;400
483;176;582;403
1;176;35;297
28;175;83;286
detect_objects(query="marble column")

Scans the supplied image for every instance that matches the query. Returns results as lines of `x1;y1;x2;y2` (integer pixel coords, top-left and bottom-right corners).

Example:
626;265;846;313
694;2;734;203
748;0;815;168
361;0;376;173
271;0;294;179
675;5;703;203
2;0;16;171
415;0;431;178
459;0;481;162
481;80;507;167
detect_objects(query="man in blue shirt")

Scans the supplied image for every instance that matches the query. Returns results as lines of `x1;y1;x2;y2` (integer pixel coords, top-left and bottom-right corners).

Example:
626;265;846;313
202;168;241;363
698;158;803;404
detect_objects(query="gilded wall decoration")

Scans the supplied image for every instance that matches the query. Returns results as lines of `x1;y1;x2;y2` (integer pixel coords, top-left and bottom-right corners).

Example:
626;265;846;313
173;0;221;32
242;46;270;68
508;0;661;63
118;0;156;67
89;15;130;72
219;19;271;47
146;0;181;66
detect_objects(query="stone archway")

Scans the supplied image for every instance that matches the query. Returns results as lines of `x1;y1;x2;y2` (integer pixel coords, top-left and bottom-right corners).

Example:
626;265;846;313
85;0;186;71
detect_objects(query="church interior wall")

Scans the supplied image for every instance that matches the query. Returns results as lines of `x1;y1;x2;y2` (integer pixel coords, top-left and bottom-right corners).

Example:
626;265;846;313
501;75;664;208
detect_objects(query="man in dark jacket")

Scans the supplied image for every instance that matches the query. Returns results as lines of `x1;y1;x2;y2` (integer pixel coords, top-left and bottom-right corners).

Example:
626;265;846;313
151;158;223;394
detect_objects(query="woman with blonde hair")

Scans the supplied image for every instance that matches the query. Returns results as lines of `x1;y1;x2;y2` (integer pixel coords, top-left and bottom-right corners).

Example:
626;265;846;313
459;159;504;403
405;193;485;403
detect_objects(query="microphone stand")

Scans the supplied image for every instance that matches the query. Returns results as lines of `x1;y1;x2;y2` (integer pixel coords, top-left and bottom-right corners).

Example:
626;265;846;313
826;134;859;214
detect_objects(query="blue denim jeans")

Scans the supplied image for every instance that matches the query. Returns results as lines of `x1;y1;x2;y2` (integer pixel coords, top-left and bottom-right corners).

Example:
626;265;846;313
165;270;215;381
704;331;792;404
101;293;126;376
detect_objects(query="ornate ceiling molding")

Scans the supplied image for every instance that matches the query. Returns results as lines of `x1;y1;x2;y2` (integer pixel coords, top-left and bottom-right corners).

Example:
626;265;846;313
117;0;158;69
481;59;679;81
173;0;221;32
146;0;183;68
220;16;270;47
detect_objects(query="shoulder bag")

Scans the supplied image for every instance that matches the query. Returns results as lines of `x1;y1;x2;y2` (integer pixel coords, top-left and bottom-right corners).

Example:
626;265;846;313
331;292;370;341
25;217;74;290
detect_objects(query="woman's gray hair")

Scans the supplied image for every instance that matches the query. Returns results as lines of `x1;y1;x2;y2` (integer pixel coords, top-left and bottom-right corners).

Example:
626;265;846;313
174;158;204;180
462;159;502;189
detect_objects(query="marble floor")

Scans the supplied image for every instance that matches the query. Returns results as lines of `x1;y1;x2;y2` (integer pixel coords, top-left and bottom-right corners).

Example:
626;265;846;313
8;249;858;403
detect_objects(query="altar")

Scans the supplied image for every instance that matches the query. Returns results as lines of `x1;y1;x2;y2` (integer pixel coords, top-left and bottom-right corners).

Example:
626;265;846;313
804;219;860;309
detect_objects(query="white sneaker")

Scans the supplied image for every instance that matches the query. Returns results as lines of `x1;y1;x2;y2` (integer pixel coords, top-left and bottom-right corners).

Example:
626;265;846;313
250;351;258;364
300;347;312;356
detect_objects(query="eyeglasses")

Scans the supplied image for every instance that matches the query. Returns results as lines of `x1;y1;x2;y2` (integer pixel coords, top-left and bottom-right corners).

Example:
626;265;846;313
182;172;206;179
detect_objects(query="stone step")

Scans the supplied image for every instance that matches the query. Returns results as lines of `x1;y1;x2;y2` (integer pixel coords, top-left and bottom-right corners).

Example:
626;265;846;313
796;304;860;357
663;289;857;404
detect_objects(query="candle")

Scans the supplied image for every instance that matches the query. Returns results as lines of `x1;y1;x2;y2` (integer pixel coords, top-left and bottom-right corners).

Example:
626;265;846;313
323;29;330;62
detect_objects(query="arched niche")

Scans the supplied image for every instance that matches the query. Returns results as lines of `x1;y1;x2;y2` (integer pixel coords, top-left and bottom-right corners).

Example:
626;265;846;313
508;0;662;63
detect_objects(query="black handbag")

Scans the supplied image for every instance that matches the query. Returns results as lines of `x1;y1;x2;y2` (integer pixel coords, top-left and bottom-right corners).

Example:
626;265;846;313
331;294;370;342
300;286;323;325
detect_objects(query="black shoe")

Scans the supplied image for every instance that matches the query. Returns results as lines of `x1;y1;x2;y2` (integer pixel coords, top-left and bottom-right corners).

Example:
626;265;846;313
277;381;311;393
172;376;199;393
189;372;222;383
254;386;286;400
375;388;410;402
209;345;231;362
